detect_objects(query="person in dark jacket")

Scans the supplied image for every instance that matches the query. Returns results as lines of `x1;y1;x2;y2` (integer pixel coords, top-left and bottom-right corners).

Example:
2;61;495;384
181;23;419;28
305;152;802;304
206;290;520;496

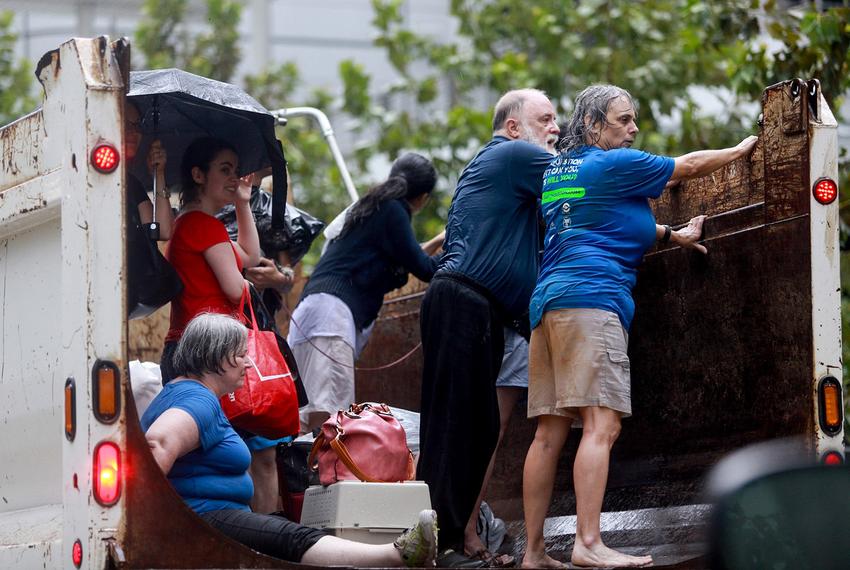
288;153;444;432
417;88;558;566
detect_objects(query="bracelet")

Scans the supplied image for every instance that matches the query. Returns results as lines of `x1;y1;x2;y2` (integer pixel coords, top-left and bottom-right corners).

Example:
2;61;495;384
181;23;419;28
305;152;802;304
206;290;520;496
660;224;672;244
156;188;171;199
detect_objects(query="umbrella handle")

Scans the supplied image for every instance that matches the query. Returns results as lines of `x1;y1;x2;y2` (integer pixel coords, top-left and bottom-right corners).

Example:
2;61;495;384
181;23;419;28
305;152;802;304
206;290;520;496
148;95;161;242
147;156;160;241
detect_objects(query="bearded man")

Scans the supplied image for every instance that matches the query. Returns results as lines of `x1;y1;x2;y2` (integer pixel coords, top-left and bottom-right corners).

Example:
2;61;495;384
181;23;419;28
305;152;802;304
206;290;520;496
417;88;559;565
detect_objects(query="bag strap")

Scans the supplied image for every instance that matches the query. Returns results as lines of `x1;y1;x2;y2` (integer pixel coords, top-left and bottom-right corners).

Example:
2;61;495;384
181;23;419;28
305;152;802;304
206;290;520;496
307;432;325;472
328;435;384;482
239;281;259;331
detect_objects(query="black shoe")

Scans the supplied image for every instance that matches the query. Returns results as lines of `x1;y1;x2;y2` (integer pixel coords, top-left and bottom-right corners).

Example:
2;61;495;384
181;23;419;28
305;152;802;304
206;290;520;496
436;549;488;568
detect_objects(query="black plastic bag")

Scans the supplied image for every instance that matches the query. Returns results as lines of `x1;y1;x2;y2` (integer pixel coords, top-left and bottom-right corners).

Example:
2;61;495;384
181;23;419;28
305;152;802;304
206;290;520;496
217;187;324;264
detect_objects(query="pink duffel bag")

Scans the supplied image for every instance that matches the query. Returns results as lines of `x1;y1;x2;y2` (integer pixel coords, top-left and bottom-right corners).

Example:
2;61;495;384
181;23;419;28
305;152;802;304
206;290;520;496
309;402;415;486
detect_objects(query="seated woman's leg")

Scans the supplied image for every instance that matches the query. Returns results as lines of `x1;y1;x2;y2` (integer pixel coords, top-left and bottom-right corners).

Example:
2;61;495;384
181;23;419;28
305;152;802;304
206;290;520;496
199;508;438;567
304;509;438;567
199;509;325;563
301;535;401;566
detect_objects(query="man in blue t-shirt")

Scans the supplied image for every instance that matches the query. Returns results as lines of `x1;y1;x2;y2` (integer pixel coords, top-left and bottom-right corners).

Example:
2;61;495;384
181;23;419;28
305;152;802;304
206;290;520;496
417;88;559;559
521;84;757;569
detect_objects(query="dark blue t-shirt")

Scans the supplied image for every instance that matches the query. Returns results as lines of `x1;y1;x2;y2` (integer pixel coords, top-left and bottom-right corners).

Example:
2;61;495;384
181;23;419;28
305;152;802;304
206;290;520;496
439;136;554;318
529;146;674;331
141;380;253;514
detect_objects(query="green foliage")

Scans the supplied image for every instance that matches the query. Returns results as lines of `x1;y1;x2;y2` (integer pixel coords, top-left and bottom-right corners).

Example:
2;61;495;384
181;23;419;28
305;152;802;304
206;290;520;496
135;0;242;81
243;62;364;271
0;11;37;126
128;0;850;281
363;0;764;161
730;2;850;109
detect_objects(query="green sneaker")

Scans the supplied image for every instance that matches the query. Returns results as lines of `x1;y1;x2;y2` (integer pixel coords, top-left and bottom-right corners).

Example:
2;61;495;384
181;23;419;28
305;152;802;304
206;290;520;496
394;509;438;567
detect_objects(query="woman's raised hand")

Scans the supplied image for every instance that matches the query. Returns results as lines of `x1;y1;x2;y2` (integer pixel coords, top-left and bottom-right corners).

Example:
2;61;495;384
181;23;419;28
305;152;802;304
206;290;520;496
671;215;708;254
236;173;257;203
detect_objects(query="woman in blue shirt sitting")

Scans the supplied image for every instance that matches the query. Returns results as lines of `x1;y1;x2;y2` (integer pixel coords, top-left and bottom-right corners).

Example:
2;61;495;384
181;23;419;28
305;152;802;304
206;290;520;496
142;312;437;567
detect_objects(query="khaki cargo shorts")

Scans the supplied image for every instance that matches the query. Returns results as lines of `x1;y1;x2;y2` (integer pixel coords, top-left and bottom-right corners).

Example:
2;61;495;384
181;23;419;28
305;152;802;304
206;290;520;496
527;308;631;420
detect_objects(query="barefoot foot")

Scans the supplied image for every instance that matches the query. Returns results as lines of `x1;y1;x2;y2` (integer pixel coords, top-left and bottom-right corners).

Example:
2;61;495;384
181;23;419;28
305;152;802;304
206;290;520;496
571;541;652;568
520;551;567;569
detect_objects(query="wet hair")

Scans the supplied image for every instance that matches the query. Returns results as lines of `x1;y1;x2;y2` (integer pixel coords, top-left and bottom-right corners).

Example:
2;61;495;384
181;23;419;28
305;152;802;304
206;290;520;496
179;137;238;208
492;88;548;132
339;153;437;237
172;313;247;378
559;85;636;155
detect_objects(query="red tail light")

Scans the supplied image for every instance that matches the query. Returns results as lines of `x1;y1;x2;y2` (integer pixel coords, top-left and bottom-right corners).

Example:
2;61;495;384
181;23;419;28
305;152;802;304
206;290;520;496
91;144;120;173
72;539;83;567
812;177;838;205
93;441;121;506
822;451;844;465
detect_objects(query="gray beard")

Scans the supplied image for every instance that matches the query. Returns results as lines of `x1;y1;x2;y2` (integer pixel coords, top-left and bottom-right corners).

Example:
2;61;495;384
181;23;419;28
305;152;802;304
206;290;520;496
519;126;556;155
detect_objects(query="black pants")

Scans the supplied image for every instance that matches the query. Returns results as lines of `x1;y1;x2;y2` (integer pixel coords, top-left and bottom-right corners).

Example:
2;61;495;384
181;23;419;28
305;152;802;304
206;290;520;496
417;274;504;550
199;509;326;562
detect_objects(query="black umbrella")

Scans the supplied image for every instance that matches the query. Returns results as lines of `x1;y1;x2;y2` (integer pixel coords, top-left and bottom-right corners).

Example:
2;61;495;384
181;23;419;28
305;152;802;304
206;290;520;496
127;68;288;228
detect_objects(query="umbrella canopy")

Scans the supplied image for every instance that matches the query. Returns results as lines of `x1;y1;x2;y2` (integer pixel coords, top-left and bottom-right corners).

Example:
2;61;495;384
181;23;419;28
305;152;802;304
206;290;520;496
128;68;287;227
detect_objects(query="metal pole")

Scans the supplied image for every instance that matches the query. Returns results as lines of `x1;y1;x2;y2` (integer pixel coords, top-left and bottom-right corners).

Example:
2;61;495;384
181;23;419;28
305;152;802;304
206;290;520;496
271;106;359;204
250;0;269;73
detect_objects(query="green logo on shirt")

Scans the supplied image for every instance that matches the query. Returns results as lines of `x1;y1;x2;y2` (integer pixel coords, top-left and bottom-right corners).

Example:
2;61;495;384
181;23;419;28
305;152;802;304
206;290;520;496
542;187;586;203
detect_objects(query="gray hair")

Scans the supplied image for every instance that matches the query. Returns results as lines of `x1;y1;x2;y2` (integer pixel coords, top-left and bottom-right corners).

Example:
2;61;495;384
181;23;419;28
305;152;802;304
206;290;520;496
559;85;636;155
492;88;548;132
172;313;247;377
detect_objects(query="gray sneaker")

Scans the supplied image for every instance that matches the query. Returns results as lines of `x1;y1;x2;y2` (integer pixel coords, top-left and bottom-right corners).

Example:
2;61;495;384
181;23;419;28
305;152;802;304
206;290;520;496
394;509;439;567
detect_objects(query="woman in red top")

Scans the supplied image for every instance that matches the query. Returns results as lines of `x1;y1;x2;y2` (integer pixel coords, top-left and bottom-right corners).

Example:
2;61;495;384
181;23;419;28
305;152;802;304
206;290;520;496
161;137;261;381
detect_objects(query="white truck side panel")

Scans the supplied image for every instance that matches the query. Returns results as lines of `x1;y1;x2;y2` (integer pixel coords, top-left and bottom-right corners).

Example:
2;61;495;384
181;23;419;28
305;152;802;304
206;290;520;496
0;212;63;510
809;91;844;454
0;37;128;570
0;110;65;570
0;109;51;191
54;38;126;570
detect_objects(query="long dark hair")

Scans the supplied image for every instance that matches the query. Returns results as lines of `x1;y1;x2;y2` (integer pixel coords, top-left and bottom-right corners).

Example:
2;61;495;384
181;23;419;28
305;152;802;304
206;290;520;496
179;137;238;208
339;152;437;237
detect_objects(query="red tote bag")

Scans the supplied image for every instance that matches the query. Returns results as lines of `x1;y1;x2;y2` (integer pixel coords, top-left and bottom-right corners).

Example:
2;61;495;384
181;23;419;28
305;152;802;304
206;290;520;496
220;285;300;439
